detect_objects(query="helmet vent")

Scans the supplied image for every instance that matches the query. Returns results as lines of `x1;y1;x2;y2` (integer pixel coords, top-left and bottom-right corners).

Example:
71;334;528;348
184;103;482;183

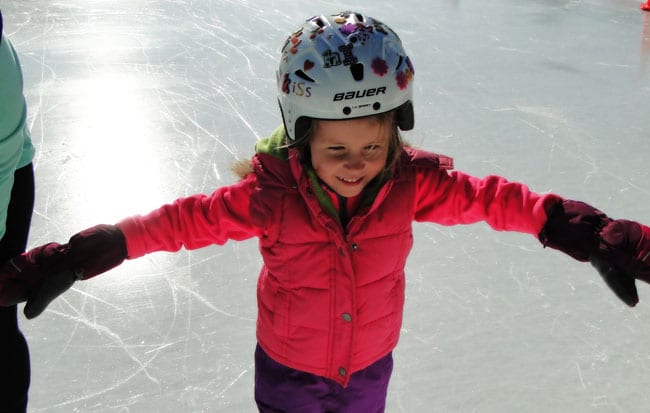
294;70;315;82
350;63;364;81
395;55;404;70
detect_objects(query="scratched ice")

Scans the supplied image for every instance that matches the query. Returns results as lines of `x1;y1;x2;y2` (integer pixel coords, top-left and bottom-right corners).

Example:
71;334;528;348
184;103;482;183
1;0;650;411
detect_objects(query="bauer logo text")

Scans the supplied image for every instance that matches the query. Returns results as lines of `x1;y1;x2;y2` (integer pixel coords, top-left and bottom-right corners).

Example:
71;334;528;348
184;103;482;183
333;87;386;101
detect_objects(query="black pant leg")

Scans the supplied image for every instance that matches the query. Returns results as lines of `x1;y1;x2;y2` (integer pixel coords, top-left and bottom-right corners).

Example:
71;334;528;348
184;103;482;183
0;164;35;413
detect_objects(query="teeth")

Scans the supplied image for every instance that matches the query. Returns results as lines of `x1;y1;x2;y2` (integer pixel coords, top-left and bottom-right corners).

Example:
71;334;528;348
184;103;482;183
339;176;361;183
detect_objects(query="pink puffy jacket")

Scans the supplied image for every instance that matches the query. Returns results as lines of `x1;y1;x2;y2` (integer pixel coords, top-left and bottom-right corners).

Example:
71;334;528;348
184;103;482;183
117;128;560;386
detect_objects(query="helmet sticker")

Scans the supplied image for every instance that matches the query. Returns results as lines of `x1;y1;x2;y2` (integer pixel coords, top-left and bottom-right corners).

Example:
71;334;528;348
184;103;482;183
338;44;358;66
323;50;342;68
282;28;304;55
339;23;358;36
406;56;415;74
395;56;415;90
372;58;388;77
282;73;312;98
281;73;291;94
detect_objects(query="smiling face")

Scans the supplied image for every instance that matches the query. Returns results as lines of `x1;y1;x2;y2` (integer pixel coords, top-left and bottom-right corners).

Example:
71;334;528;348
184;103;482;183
309;117;392;198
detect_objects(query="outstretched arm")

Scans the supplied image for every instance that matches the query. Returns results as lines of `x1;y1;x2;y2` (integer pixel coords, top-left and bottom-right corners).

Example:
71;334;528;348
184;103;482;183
415;167;650;306
0;173;261;318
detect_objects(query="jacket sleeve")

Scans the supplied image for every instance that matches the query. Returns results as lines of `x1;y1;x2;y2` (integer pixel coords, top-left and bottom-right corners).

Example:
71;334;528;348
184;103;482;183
116;173;262;259
414;167;562;236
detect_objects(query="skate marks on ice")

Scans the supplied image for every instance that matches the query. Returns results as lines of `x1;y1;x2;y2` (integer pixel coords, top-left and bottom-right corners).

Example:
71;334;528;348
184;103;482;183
1;0;649;411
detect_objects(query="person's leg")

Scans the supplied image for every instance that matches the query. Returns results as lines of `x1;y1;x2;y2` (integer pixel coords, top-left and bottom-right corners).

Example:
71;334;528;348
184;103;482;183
0;305;30;412
254;344;337;413
336;352;393;413
0;164;35;413
0;164;34;259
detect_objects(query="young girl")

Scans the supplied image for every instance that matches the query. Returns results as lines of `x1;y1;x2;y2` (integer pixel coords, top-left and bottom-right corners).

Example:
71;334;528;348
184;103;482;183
1;11;649;412
0;9;36;412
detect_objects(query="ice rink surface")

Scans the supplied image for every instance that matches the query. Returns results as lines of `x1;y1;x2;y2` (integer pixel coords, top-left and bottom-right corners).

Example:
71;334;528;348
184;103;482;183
1;0;650;411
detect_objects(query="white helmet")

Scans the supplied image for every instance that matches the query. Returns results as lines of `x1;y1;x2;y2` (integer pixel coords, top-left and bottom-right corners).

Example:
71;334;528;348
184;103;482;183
277;11;415;141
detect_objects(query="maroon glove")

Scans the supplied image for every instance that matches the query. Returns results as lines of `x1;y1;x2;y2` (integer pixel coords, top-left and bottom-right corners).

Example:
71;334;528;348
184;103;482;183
592;219;650;305
0;224;127;318
540;200;650;307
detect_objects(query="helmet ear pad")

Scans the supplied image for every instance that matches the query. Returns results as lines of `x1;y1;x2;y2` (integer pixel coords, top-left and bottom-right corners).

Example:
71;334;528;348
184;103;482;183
278;100;314;142
294;117;313;143
395;101;414;131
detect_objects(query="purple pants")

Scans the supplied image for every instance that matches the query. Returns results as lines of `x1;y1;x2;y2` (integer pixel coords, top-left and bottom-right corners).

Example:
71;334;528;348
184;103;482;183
254;344;393;413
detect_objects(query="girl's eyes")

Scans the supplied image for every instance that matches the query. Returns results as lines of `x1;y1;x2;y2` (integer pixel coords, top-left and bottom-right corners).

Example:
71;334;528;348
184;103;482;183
327;145;381;152
362;145;383;157
326;144;383;160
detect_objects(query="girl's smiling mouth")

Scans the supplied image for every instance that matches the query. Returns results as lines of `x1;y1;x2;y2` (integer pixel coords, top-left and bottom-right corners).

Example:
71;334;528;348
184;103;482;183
338;176;363;184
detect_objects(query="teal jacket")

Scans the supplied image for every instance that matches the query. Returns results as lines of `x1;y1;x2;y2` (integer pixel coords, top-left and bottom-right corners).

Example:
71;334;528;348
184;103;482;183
0;32;35;239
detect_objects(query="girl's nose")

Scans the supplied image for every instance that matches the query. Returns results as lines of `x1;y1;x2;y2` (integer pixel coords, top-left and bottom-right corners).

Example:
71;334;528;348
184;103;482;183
345;154;364;170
